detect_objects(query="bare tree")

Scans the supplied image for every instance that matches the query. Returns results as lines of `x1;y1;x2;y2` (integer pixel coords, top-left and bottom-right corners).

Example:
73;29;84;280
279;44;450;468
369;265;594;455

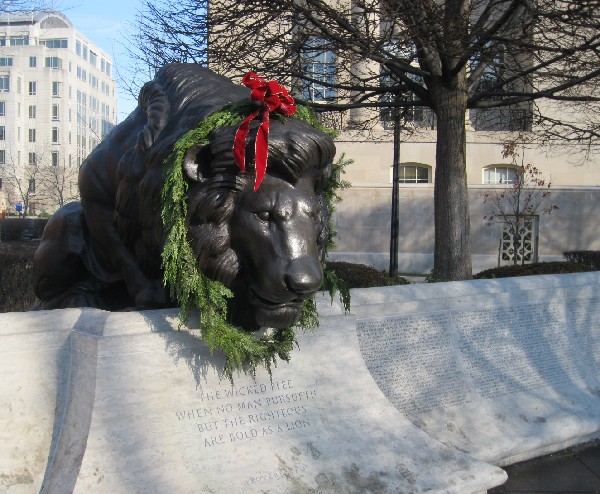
40;158;79;210
120;0;209;100
484;142;558;266
131;0;600;280
0;150;43;216
0;146;78;215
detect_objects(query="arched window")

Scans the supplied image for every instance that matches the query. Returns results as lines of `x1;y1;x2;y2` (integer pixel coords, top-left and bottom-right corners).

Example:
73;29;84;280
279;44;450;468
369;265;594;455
392;163;431;183
483;165;518;185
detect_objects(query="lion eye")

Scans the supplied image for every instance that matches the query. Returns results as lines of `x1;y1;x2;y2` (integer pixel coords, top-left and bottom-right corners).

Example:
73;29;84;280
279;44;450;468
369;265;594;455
256;211;270;221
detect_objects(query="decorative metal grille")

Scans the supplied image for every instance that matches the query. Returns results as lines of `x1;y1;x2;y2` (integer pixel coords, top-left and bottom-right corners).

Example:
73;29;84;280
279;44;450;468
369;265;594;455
498;216;539;265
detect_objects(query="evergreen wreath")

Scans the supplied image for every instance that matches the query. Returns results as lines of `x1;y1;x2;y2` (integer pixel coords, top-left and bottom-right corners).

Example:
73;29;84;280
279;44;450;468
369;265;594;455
161;103;349;381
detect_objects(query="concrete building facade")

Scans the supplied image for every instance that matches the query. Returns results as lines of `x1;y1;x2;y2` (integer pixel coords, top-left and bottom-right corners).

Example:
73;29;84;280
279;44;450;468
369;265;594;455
330;123;599;273
279;2;600;274
0;11;117;215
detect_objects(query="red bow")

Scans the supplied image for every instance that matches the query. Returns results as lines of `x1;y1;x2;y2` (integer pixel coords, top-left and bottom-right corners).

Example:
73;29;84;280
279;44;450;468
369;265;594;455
233;72;296;191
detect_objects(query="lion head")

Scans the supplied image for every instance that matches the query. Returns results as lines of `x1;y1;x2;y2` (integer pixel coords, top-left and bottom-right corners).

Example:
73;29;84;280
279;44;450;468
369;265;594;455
182;118;335;330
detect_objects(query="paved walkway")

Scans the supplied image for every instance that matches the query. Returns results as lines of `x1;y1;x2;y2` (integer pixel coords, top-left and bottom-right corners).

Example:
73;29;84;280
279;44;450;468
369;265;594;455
489;440;600;494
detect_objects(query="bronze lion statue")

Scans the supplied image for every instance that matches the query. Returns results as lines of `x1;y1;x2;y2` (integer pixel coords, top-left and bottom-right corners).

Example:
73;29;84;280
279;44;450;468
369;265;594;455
33;64;336;331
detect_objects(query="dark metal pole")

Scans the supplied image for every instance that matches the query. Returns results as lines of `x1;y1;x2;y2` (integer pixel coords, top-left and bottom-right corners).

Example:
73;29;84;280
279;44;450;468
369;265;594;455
389;105;401;277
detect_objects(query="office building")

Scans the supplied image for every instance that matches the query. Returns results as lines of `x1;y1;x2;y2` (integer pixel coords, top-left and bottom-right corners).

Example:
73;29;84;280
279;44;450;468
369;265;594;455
0;10;117;215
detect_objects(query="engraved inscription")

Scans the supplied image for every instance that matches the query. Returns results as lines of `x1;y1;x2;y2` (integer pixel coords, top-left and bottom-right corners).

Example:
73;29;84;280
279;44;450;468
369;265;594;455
568;297;600;372
358;301;578;414
174;379;318;448
357;313;467;415
454;301;576;398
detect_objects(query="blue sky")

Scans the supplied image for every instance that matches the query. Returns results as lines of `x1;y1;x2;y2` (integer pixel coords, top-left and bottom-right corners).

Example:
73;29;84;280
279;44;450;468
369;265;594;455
61;0;143;121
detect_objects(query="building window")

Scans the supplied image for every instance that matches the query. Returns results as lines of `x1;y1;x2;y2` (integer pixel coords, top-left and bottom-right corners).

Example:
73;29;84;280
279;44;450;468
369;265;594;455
301;38;336;102
29;105;36;118
40;38;68;48
52;104;59;120
83;45;88;61
100;58;111;77
0;149;5;164
76;66;87;81
10;36;29;46
89;51;97;66
380;49;436;130
394;163;431;183
0;57;13;66
52;81;61;97
28;178;35;193
0;101;4;116
45;57;62;69
483;165;519;184
52;151;59;166
0;76;9;92
28;129;36;142
16;77;20;93
52;127;59;143
76;40;81;56
0;126;5;140
28;81;36;95
28;152;36;165
29;56;37;67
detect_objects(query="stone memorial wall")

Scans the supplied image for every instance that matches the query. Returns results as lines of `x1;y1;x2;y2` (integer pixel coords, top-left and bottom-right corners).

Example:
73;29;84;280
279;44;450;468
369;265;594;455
353;272;600;465
0;304;505;494
1;272;599;492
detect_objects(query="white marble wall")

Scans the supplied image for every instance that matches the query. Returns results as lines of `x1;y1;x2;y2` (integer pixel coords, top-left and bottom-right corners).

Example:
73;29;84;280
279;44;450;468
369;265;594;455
2;272;598;492
351;272;600;465
0;305;505;493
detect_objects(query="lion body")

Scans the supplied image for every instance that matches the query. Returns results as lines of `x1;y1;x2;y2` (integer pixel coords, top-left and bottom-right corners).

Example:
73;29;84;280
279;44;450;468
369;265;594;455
33;64;335;330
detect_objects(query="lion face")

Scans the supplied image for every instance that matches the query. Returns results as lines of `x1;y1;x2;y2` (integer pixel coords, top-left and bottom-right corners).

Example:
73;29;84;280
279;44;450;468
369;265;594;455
183;117;334;332
228;174;324;330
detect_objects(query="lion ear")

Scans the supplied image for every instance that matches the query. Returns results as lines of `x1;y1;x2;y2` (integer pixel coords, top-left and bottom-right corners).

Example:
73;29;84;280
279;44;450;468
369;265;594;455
183;143;208;182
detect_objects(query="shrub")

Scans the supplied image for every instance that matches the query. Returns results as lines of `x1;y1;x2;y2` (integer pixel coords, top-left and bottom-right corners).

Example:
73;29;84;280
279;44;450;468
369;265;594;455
563;251;600;269
474;261;593;280
324;261;410;289
0;242;38;312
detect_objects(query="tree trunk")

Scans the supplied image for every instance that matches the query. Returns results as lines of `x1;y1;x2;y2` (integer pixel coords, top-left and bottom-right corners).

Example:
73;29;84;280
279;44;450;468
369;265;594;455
431;75;472;280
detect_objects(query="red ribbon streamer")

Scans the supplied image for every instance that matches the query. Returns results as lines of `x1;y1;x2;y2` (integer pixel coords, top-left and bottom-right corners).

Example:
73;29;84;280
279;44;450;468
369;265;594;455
233;72;296;191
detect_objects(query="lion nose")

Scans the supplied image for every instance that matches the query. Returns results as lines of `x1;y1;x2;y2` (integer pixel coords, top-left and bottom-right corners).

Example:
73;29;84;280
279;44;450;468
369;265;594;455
284;259;323;299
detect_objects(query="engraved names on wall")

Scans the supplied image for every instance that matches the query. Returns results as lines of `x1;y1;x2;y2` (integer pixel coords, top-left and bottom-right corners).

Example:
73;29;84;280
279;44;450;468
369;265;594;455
568;297;600;384
357;313;467;415
358;300;578;414
454;301;576;398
